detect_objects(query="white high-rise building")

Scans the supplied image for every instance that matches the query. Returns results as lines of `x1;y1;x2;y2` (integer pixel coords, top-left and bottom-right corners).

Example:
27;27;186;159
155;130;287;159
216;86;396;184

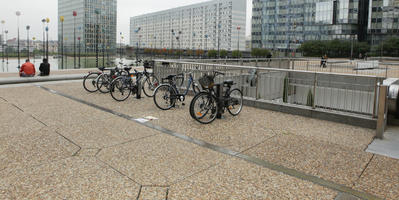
130;0;246;51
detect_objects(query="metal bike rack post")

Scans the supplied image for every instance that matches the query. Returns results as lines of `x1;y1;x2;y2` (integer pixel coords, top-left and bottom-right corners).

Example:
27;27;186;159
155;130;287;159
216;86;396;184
215;83;224;119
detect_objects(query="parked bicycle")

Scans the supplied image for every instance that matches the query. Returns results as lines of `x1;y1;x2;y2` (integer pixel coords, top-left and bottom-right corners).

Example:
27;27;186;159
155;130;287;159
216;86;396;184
83;66;116;93
96;64;128;93
153;72;200;110
189;71;243;124
109;67;144;101
141;60;160;97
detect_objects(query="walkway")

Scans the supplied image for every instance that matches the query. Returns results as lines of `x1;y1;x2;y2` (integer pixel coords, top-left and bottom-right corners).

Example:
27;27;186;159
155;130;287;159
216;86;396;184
0;80;398;199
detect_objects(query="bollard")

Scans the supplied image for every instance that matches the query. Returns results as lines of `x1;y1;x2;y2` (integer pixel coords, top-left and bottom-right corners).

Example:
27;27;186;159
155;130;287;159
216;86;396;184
136;75;142;99
215;83;224;119
376;85;388;139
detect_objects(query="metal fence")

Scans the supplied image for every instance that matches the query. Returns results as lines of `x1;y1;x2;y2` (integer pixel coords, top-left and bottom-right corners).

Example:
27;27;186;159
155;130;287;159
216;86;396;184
153;59;384;117
178;58;399;78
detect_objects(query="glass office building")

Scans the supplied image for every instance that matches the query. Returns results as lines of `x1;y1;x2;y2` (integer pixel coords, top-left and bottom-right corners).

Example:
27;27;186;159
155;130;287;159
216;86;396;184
252;0;370;52
58;0;117;53
368;0;399;45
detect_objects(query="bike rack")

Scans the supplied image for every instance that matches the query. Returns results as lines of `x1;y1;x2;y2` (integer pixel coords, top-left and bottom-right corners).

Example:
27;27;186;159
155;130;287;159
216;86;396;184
215;84;224;119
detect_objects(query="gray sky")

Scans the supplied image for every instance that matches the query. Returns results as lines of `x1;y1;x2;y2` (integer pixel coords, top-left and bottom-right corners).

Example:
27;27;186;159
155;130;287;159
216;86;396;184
0;0;252;43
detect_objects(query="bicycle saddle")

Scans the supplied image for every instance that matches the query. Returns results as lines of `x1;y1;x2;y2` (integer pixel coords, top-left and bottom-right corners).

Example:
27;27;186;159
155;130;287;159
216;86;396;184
98;67;105;71
223;80;234;86
124;67;132;71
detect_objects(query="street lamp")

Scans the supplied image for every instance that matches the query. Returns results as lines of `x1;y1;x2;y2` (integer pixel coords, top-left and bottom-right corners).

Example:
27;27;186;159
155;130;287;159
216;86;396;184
237;26;241;51
119;32;123;60
60;16;64;69
41;19;46;59
1;20;5;63
78;37;81;68
16;11;21;68
217;24;221;58
5;30;8;63
32;37;36;62
73;11;77;69
205;34;208;51
171;29;174;50
45;18;50;60
95;8;100;68
26;25;30;60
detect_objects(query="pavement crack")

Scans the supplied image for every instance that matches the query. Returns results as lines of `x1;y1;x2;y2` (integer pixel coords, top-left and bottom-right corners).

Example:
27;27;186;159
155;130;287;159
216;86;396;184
54;130;82;157
136;185;143;200
0;96;8;102
353;154;375;187
11;103;24;113
96;157;141;186
169;160;224;186
238;133;278;155
101;133;159;150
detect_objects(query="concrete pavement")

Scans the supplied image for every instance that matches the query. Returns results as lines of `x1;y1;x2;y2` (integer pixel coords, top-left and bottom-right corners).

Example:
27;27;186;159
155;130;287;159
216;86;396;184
0;81;397;199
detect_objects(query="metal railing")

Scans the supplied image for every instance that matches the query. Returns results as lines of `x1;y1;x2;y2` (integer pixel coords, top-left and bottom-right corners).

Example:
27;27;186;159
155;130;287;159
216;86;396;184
178;58;399;78
154;59;385;117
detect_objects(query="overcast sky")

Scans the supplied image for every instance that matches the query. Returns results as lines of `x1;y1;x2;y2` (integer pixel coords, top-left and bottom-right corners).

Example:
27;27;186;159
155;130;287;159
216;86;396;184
0;0;252;43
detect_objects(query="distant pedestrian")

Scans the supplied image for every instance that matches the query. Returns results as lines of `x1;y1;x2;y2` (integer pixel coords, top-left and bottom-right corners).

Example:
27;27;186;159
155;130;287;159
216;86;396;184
359;53;363;59
39;58;50;76
19;59;36;77
320;54;327;68
364;53;368;61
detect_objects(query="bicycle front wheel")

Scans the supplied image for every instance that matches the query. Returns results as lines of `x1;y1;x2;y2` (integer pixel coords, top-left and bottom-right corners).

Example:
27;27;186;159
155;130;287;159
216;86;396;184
83;72;100;93
97;74;111;93
189;92;218;124
227;89;243;116
142;75;160;97
153;85;177;110
110;77;131;101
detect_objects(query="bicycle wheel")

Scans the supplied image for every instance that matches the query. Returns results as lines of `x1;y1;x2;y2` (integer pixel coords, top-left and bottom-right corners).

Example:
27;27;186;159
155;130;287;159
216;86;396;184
153;84;176;110
83;72;100;93
189;92;218;124
142;75;160;97
97;74;111;93
193;84;201;94
110;77;132;101
227;88;243;116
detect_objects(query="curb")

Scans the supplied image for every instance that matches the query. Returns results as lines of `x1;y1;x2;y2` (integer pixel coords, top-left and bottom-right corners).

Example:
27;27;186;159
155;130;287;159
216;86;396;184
0;74;86;85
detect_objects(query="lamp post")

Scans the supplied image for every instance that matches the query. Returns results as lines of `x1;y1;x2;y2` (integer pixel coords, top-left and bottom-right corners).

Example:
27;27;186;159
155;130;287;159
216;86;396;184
26;25;30;60
237;26;241;51
102;29;105;67
73;11;77;69
217;24;221;58
1;20;5;63
95;9;100;68
119;32;122;60
64;37;68;68
5;30;8;64
205;34;208;51
32;37;36;63
45;18;49;60
171;29;174;51
16;11;21;68
78;37;81;68
60;16;64;69
41;19;45;59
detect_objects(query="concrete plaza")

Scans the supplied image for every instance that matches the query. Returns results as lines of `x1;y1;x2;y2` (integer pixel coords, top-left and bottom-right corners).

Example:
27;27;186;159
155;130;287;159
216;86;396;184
0;79;398;199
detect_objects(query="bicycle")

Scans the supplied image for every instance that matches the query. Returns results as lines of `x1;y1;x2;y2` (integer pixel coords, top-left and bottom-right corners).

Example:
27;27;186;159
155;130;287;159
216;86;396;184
189;71;243;124
83;66;113;93
141;61;160;97
109;67;144;101
153;72;200;110
96;63;131;93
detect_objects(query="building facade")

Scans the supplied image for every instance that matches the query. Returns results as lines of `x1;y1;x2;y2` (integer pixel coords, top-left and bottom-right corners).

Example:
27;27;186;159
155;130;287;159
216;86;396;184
58;0;117;53
253;0;399;52
252;0;371;52
130;0;246;51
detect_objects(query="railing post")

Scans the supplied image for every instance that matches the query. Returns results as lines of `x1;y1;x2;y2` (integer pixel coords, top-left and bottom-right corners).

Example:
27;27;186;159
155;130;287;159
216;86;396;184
385;65;388;78
255;70;259;100
376;85;388;139
313;73;317;109
372;79;378;118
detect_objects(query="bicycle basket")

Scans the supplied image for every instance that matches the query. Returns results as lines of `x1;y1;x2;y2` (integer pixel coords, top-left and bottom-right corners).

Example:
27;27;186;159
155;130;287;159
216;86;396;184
198;75;214;89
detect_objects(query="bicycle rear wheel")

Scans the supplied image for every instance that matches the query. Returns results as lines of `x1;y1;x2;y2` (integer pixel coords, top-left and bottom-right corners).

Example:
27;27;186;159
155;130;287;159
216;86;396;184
153;85;176;110
227;89;243;116
189;92;218;124
110;77;131;101
83;72;100;93
142;75;160;97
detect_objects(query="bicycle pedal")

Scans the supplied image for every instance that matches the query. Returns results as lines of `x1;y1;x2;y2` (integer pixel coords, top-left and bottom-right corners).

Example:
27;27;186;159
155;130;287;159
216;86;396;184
182;103;185;106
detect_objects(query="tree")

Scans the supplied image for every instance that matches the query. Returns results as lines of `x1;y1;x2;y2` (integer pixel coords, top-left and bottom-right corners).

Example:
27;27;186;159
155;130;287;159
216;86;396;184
207;50;217;58
220;50;228;58
232;50;242;58
251;48;271;58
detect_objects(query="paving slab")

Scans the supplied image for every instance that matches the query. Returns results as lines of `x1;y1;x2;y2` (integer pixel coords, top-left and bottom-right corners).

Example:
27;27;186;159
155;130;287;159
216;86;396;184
53;117;159;149
353;155;399;200
366;126;399;159
244;134;373;187
168;158;338;199
138;187;168;200
0;127;79;171
97;134;228;186
0;157;140;199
